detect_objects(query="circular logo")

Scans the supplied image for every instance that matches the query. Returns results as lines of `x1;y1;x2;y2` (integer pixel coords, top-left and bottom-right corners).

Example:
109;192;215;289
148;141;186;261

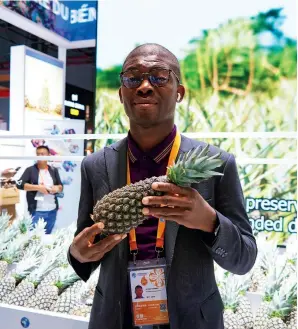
21;317;30;328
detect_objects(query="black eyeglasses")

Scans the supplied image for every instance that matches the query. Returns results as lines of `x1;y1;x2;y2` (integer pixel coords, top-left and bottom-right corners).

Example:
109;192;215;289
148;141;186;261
120;68;180;89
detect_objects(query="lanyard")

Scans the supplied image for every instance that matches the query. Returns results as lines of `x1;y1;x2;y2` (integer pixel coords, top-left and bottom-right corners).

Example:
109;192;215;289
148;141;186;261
127;131;181;260
38;167;49;185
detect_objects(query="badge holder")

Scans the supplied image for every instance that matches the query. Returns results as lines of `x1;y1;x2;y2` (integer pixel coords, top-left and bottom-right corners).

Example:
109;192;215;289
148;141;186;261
128;255;169;328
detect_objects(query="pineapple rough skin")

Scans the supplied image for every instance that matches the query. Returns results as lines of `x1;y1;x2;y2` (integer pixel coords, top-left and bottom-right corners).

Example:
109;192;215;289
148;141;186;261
92;176;167;234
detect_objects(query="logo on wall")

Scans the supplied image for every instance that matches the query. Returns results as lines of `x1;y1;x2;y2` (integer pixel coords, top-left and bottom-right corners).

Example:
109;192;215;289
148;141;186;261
21;317;30;328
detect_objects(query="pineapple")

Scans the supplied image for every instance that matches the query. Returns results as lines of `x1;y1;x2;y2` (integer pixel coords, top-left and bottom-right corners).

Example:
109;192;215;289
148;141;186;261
69;303;92;318
218;273;253;329
0;244;42;302
0;234;31;279
286;306;297;329
25;265;80;311
4;244;62;306
50;292;79;314
37;267;61;291
93;145;224;234
255;270;296;329
0;212;11;231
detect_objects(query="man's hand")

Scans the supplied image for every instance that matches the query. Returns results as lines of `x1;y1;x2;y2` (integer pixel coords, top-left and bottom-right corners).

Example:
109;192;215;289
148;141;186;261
142;182;217;233
38;185;49;194
70;223;127;263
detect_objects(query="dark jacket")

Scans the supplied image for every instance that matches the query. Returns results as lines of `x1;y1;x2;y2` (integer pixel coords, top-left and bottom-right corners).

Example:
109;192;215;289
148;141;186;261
16;164;63;214
68;135;258;329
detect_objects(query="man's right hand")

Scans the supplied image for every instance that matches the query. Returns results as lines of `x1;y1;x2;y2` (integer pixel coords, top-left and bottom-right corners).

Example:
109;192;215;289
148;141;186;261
38;185;49;194
70;223;127;263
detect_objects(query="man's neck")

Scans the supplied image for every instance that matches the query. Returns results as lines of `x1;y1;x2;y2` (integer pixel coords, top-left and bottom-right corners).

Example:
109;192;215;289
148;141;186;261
37;163;48;170
129;122;175;152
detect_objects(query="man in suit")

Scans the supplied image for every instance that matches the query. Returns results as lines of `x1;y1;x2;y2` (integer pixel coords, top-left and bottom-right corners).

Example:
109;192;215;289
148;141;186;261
68;43;257;329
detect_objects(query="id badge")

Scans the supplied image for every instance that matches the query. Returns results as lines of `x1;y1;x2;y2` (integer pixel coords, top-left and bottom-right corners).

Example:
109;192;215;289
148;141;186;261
128;258;169;327
34;195;44;201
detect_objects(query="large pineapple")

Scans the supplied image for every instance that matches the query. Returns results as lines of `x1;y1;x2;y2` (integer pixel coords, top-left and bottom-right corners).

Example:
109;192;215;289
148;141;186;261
25;265;80;311
93;145;224;234
219;273;253;329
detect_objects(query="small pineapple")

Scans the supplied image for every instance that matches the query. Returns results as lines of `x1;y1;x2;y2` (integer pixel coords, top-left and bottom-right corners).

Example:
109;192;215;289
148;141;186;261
69;303;92;318
0;233;31;279
63;280;84;296
286;306;297;329
255;270;296;329
93;144;224;234
4;244;62;306
25;265;80;311
0;212;11;231
37;267;61;291
50;292;79;314
266;317;288;329
0;244;42;302
218;273;253;329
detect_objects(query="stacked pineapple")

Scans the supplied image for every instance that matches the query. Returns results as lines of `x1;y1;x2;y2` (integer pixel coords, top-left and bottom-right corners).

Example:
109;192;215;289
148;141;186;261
216;269;253;329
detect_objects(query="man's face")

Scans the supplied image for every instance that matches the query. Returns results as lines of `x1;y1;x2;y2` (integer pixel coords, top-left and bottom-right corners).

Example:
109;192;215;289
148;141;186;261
135;287;143;298
36;147;49;166
119;51;184;128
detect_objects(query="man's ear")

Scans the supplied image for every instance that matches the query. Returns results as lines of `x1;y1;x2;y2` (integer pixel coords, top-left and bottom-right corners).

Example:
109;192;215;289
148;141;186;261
119;88;123;104
176;84;185;103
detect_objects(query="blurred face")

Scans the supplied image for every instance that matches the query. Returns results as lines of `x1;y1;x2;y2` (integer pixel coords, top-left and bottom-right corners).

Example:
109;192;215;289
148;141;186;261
36;147;49;166
119;50;185;129
135;287;143;298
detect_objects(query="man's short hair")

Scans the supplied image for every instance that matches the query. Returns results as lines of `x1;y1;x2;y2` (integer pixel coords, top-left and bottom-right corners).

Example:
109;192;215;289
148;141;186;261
123;43;181;81
135;285;142;290
36;145;50;154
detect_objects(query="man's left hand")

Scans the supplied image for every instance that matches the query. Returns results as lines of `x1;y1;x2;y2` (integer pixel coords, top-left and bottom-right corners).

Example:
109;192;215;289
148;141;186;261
142;182;217;233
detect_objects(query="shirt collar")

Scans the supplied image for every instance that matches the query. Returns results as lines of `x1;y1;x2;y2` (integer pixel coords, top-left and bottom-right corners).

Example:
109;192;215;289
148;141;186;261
127;125;177;164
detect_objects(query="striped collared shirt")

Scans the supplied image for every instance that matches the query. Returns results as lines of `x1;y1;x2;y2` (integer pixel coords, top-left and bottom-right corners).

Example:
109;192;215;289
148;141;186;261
127;125;177;261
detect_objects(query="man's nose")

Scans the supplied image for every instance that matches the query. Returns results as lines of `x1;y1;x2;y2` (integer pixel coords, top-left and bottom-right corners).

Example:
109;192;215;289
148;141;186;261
136;78;154;95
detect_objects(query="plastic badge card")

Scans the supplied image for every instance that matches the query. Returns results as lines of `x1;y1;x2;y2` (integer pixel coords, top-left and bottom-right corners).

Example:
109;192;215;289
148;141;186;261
128;259;169;327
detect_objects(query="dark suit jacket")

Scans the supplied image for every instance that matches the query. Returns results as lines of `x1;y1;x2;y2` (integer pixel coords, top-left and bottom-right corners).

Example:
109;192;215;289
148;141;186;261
16;164;63;214
68;135;257;329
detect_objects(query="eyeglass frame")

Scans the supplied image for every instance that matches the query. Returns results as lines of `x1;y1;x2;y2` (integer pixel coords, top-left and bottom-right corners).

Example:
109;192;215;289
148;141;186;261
119;68;181;88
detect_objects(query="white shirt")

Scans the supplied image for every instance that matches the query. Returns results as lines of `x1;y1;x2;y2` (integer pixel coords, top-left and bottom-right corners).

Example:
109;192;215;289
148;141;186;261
36;169;56;212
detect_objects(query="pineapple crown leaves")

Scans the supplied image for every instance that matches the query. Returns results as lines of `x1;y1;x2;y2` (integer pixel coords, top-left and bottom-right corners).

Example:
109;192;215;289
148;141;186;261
54;266;80;290
0;233;31;264
11;212;33;234
11;246;42;281
30;218;47;241
167;144;224;187
26;244;64;287
0;212;11;231
218;273;249;310
268;288;295;320
263;262;290;301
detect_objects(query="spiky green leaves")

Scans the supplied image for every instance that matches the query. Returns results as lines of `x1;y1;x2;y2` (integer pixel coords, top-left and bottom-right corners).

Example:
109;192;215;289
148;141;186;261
167;144;224;187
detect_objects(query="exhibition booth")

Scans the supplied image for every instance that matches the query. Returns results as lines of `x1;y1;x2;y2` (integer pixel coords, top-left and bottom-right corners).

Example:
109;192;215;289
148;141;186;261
0;1;297;329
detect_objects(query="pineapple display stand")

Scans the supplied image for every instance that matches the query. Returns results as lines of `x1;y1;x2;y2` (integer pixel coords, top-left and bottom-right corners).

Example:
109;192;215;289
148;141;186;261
0;303;89;329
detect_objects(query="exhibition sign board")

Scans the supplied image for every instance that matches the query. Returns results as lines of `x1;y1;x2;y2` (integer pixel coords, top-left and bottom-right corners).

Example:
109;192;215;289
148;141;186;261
0;0;96;42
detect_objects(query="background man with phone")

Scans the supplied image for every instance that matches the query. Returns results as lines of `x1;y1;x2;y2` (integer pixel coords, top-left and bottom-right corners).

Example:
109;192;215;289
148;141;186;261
17;145;63;233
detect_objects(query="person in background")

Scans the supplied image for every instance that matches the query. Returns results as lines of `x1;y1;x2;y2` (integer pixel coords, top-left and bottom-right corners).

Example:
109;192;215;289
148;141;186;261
16;145;63;234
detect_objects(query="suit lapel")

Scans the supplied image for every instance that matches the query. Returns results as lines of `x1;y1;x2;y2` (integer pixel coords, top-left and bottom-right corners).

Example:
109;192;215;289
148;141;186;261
165;135;194;267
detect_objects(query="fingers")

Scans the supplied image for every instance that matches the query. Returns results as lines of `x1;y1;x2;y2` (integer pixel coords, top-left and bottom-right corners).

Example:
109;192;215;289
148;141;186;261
151;182;191;196
142;195;192;209
88;234;127;259
143;207;189;218
79;223;104;242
